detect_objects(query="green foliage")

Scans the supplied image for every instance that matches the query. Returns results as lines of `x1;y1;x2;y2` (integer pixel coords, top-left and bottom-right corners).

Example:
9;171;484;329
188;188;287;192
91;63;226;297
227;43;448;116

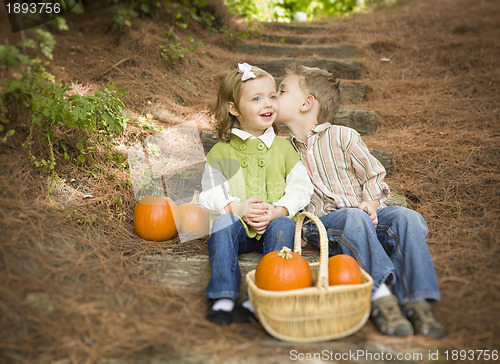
159;29;203;60
0;30;129;193
108;0;215;29
220;27;261;48
107;1;209;63
222;0;394;22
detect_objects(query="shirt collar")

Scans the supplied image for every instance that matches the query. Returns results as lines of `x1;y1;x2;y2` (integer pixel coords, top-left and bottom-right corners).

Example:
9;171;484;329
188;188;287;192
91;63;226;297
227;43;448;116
231;127;276;148
290;122;331;147
311;122;330;133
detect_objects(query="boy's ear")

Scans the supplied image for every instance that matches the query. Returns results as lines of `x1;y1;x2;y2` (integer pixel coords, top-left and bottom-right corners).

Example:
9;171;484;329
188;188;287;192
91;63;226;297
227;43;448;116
228;102;240;117
300;95;316;112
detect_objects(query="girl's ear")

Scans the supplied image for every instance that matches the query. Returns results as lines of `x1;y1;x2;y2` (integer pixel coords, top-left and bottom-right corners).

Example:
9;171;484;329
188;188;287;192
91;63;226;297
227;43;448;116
228;102;240;117
300;95;316;112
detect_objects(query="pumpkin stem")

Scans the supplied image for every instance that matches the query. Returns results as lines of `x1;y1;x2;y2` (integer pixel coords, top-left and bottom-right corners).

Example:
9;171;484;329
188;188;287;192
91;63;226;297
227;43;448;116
276;246;293;259
191;190;201;205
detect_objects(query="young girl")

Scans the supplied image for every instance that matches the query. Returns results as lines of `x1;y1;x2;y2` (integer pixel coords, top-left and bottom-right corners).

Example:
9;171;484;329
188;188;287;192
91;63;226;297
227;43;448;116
199;63;313;325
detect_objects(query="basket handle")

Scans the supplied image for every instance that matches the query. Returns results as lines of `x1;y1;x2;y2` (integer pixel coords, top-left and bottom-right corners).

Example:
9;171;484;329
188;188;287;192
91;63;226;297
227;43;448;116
294;211;329;289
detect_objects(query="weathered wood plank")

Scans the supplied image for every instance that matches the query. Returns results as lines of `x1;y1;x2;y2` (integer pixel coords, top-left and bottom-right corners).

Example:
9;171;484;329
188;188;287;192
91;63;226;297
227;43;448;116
252;59;361;79
143;252;314;296
234;43;356;58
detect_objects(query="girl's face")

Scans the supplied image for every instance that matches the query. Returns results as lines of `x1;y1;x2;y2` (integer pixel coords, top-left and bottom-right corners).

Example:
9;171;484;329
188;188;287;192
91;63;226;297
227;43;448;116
229;76;278;137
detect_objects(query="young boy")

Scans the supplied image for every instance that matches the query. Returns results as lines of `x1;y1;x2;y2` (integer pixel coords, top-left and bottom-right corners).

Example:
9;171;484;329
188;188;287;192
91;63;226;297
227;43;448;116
275;64;444;338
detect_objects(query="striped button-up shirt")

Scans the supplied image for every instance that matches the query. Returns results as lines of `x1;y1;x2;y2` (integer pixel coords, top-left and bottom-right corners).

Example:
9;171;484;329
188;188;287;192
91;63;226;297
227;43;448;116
290;123;390;218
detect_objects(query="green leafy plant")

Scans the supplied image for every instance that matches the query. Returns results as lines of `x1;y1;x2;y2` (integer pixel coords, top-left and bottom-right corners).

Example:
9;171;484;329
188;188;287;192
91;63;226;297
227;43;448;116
159;29;203;60
222;0;395;22
220;27;261;48
108;0;215;29
0;29;129;193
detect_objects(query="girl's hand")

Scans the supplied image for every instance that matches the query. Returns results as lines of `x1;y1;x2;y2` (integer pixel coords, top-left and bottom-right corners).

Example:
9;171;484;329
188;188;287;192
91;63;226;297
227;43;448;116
224;198;266;221
247;203;289;235
358;200;379;227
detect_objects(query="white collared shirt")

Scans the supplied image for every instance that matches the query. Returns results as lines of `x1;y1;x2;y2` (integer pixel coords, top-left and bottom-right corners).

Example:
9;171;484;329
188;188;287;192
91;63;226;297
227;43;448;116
199;127;313;216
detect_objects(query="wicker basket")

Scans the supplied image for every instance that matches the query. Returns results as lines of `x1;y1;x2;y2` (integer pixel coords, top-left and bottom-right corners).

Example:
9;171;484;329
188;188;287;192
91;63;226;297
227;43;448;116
246;211;373;342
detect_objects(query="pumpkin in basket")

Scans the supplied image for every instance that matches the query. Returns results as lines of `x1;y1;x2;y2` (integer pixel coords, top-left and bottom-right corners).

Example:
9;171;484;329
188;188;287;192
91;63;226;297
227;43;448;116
328;254;362;285
255;246;312;291
178;191;210;237
133;196;180;241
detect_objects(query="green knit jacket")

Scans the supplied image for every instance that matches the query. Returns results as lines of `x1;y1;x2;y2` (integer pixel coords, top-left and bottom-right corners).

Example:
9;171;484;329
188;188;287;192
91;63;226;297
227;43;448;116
206;134;300;239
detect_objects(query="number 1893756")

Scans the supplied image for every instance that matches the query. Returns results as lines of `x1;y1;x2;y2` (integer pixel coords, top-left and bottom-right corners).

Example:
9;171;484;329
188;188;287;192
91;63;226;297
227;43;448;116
444;349;498;361
6;2;61;14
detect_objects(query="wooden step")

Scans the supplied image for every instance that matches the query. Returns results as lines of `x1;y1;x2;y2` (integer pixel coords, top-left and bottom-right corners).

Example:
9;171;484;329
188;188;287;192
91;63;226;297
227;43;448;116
234;43;356;58
142;252;267;296
200;129;392;172
252;59;361;79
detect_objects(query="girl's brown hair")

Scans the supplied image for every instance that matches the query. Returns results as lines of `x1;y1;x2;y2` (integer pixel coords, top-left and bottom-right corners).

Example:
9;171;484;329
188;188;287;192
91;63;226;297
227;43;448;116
208;65;277;142
284;63;341;124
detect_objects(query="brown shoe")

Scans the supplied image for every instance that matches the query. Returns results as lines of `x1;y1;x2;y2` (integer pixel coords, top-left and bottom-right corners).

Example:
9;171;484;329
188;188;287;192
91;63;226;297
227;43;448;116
371;295;414;337
403;300;445;339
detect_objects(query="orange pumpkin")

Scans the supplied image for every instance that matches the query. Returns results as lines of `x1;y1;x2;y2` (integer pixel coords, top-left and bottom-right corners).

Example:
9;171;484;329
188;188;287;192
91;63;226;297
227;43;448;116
179;191;210;237
133;196;180;241
255;246;312;291
328;254;362;285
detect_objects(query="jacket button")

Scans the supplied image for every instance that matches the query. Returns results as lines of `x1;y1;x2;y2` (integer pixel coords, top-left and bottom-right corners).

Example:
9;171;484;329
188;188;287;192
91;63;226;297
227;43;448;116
258;160;266;167
257;143;265;150
241;160;248;167
239;144;247;151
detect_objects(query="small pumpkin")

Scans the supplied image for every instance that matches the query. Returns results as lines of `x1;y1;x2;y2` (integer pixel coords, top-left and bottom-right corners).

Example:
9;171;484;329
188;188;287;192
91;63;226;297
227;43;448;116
255;246;312;291
133;195;180;241
328;254;362;285
179;191;210;237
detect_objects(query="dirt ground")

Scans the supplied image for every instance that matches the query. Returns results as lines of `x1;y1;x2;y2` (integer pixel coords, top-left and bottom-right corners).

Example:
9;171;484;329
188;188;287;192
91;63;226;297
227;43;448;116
0;0;499;362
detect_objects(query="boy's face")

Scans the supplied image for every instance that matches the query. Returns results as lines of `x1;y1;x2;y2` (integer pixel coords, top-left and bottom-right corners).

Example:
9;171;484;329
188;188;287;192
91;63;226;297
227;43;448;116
276;74;307;124
229;75;278;136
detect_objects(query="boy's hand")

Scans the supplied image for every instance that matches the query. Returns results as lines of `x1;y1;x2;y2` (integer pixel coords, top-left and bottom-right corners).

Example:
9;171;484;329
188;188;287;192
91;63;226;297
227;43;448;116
247;203;289;235
358;200;379;227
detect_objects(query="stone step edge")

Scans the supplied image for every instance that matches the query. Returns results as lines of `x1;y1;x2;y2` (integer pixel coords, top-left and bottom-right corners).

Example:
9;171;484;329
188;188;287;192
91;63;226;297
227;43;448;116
255;34;347;45
258;22;330;32
252;59;362;80
275;78;365;104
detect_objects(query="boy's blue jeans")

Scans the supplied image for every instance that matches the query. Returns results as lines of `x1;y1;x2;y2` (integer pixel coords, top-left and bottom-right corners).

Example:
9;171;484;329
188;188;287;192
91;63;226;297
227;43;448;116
206;213;296;300
306;206;441;304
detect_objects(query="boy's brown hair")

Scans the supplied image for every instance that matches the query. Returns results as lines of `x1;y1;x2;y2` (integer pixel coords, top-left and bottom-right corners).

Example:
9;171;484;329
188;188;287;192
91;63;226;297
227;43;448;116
209;65;278;142
284;63;341;124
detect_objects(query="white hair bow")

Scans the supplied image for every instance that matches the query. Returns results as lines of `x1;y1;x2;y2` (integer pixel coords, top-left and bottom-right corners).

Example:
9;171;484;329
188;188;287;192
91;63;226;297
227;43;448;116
238;62;256;81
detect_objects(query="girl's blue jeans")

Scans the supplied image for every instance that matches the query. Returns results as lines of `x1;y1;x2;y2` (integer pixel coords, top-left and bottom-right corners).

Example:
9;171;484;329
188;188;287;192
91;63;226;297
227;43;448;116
206;213;296;300
306;205;441;304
